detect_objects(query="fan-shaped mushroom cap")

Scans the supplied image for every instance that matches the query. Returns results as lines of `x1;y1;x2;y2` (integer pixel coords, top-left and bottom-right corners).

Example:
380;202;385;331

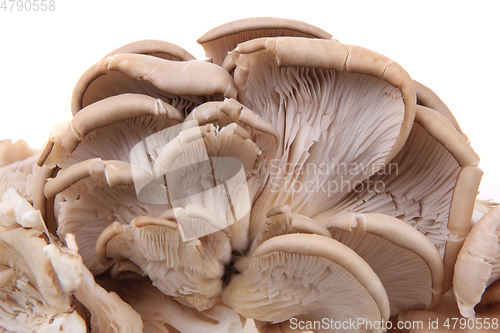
414;80;468;141
454;205;500;317
223;233;390;332
41;94;184;171
41;157;163;272
323;213;444;315
197;17;332;66
61;94;183;153
185;98;279;163
229;37;416;243
315;105;481;292
71;53;236;116
96;219;231;312
230;37;415;162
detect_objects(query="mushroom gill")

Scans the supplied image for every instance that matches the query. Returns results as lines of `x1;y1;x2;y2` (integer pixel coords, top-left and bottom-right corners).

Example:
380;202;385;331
223;234;390;333
315;105;481;292
323;213;443;315
227;37;416;244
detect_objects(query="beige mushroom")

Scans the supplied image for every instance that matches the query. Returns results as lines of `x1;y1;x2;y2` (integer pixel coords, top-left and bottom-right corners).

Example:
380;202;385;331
314;105;481;293
102;39;196;61
71;52;236;116
323;213;444;315
224;233;390;333
197;17;332;66
0;190;86;333
42;158;164;273
225;37;416;246
95;218;231;312
414;80;468;141
71;39;197;115
454;205;500;317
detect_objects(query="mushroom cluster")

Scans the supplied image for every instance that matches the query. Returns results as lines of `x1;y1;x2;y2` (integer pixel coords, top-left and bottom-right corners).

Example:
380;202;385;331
0;17;499;333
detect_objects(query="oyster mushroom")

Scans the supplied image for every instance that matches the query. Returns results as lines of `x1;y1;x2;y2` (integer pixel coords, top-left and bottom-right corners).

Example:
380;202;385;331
197;17;332;66
224;37;417;244
454;205;500;317
223;233;390;333
323;213;444;315
71;51;236;116
315;104;481;292
95;218;231;311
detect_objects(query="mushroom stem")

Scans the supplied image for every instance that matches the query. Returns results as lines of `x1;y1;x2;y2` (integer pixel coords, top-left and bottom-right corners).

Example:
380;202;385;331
95;221;123;266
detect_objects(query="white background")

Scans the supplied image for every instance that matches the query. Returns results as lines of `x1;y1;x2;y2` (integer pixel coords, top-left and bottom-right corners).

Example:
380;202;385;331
0;2;498;197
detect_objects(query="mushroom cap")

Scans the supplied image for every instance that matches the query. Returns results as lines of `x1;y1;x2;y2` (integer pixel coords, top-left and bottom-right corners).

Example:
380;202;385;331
230;37;416;164
314;105;481;292
414;80;468;141
61;94;184;153
45;159;167;273
230;37;416;243
71;53;236;115
223;233;390;331
454;205;500;317
42;93;184;170
96;219;231;311
197;17;332;66
248;205;331;255
324;213;444;315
